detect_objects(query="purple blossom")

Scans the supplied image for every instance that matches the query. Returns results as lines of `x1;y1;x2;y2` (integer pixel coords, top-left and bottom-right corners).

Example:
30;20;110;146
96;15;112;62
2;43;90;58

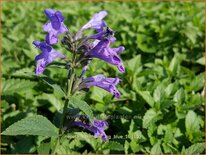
75;11;108;40
81;11;108;31
86;38;125;73
73;119;108;142
33;41;65;75
43;9;68;45
80;74;121;98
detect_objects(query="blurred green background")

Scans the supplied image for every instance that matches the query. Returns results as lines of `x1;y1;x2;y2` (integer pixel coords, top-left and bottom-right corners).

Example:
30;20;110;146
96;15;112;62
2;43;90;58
1;1;205;154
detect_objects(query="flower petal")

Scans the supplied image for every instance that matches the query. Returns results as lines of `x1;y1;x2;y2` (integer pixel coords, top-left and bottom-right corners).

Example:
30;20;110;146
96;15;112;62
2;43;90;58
81;11;108;30
35;59;47;75
47;49;65;63
81;75;121;98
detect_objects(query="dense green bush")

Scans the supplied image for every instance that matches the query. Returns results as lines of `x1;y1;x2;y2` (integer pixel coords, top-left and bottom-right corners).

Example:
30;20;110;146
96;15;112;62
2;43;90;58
1;1;205;154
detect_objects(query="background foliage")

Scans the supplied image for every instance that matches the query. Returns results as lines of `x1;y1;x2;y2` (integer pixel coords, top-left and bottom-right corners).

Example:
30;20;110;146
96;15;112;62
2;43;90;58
1;1;205;154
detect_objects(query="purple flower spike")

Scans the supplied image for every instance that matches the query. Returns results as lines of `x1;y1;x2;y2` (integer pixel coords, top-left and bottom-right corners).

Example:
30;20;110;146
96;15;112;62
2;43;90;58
80;74;121;98
33;41;65;75
73;119;108;142
43;9;68;45
86;38;125;73
81;11;108;31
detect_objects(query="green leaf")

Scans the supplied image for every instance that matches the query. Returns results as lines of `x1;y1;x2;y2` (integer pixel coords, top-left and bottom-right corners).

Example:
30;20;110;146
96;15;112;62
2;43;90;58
127;55;142;74
2;115;58;137
103;141;124;151
185;110;200;141
90;87;108;103
136;89;154;107
130;140;140;153
143;109;160;128
37;142;50;154
41;76;66;98
182;25;197;44
196;57;204;65
169;53;182;74
35;94;62;111
69;96;93;122
185;110;199;132
72;132;97;149
137;34;157;53
95;103;106;112
184;143;205;154
2;78;36;95
190;72;204;92
174;88;185;104
150;141;162;154
165;82;178;97
153;84;165;103
124;141;130;154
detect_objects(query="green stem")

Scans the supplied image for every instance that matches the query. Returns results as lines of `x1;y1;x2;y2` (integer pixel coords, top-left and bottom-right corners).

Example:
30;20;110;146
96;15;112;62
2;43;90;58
53;48;77;154
53;72;75;154
51;137;59;154
59;71;75;134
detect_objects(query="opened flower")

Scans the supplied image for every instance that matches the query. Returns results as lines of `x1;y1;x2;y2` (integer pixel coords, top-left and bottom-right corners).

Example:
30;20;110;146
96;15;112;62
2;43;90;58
81;11;108;31
85;38;125;73
43;9;68;45
80;74;121;98
73;119;108;142
33;41;65;75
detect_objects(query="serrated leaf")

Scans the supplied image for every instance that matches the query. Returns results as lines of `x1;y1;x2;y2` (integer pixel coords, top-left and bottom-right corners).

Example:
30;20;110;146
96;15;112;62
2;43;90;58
72;132;97;149
174;88;185;104
41;76;66;98
165;83;177;97
185;110;200;141
136;89;154;107
69;96;93;122
130;140;140;153
190;72;204;92
182;25;197;44
184;143;205;154
2;78;36;95
143;109;160;129
127;55;142;74
103;141;124;151
2;115;58;137
153;84;165;103
150;141;162;154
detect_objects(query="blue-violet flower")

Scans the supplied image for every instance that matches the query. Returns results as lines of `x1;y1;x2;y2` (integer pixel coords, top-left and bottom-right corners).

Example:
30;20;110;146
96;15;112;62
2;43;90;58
73;119;108;142
81;11;108;31
33;41;65;75
43;9;68;45
80;74;121;98
86;38;125;73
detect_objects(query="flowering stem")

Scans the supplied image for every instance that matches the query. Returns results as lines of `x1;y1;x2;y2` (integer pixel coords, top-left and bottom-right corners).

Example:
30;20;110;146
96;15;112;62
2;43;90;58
59;70;75;133
52;70;75;154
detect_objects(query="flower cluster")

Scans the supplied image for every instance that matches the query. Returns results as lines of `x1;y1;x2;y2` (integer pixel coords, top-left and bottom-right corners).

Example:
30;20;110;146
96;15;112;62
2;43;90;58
33;9;68;75
33;9;125;141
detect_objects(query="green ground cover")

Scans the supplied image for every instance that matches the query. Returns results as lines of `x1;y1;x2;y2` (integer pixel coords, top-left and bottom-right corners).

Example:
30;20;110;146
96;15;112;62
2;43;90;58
1;1;205;154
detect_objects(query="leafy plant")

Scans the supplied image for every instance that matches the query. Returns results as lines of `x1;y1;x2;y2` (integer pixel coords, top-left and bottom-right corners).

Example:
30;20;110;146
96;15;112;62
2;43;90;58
1;1;205;154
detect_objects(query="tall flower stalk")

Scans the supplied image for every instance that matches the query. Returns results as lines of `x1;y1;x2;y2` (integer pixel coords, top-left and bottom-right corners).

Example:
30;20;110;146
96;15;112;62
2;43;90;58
33;9;125;151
